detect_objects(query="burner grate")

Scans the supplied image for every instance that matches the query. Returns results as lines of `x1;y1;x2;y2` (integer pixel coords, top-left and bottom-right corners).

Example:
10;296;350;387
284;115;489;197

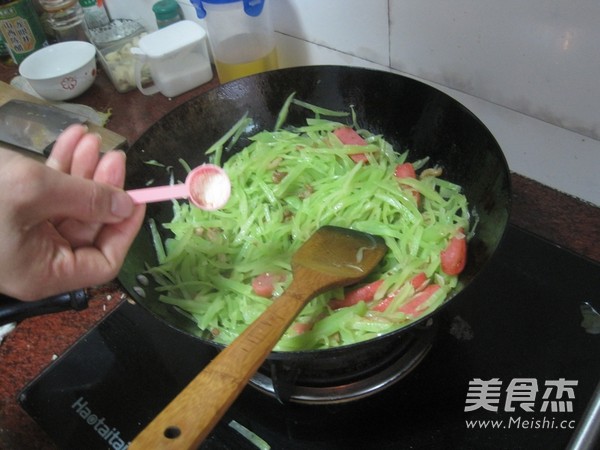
250;319;438;404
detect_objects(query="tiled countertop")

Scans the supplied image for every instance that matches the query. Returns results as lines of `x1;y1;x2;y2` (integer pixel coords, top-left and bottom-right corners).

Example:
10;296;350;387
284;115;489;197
0;63;599;450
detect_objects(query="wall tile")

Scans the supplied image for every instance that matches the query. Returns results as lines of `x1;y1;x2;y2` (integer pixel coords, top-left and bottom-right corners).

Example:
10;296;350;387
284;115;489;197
272;0;389;66
439;87;600;206
276;34;387;71
389;0;600;140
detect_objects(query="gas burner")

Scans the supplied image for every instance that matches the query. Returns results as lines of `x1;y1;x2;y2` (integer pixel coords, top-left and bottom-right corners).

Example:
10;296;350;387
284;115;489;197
249;318;438;404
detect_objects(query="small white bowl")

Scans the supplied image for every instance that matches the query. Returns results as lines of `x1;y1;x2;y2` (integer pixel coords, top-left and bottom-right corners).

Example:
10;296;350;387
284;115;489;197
19;41;97;101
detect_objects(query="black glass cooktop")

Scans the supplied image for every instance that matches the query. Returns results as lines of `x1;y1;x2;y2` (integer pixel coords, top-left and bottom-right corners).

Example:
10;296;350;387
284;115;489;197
19;225;600;449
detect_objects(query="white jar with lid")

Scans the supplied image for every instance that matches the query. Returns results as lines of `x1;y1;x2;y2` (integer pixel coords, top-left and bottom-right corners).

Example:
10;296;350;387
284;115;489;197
131;20;213;97
190;0;278;83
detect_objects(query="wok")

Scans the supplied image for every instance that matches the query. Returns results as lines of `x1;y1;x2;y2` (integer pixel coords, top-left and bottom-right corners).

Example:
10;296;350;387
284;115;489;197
119;65;511;402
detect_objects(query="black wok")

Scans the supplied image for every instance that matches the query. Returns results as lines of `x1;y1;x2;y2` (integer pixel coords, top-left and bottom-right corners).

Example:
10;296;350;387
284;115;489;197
118;66;511;402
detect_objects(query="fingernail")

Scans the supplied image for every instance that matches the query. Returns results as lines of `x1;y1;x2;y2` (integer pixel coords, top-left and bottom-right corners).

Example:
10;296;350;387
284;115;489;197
111;191;134;218
46;156;60;170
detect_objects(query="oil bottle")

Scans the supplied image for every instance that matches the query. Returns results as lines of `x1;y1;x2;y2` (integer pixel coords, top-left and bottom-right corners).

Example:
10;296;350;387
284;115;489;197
190;0;278;83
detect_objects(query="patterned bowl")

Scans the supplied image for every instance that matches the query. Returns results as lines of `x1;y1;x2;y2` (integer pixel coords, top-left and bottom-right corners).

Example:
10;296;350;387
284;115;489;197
18;41;96;101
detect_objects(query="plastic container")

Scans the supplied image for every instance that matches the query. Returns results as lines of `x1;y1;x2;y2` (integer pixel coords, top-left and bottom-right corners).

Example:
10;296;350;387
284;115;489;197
190;0;278;83
87;18;145;49
131;20;213;97
152;0;181;29
95;23;148;92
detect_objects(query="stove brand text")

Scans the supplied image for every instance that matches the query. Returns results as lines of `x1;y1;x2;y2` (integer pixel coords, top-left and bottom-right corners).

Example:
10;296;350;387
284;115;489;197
71;397;129;450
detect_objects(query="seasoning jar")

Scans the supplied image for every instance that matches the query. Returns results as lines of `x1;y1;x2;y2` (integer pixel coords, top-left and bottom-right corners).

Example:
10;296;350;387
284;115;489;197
38;0;87;42
79;0;109;29
152;0;181;29
131;20;212;97
0;0;49;64
190;0;278;83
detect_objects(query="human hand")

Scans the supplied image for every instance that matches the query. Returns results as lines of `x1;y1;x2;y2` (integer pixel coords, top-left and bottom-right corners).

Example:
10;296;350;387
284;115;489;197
0;125;145;301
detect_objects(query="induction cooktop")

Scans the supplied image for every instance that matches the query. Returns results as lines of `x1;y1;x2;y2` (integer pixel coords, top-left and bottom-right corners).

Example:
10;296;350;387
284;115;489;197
19;225;600;449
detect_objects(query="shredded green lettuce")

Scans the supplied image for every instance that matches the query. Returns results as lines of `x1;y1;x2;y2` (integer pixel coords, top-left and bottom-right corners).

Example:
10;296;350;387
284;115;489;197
146;95;471;351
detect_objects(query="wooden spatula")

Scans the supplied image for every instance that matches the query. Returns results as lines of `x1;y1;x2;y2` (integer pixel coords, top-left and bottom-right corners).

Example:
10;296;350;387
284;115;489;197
129;226;387;449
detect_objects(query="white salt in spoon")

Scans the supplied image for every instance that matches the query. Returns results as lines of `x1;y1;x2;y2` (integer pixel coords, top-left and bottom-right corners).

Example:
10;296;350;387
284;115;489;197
127;164;231;210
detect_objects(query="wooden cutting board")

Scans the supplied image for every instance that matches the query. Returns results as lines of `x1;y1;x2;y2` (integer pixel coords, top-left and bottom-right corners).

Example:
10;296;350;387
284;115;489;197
0;80;127;154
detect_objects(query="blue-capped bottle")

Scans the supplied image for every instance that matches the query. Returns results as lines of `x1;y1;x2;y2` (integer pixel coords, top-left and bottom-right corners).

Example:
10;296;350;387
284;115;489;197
189;0;278;83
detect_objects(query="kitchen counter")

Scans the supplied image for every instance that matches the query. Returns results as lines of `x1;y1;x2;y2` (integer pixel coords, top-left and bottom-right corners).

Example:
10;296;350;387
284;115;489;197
0;62;599;450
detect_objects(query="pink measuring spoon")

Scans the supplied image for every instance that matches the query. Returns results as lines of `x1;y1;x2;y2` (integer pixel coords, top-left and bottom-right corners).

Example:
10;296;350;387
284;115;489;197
127;164;231;210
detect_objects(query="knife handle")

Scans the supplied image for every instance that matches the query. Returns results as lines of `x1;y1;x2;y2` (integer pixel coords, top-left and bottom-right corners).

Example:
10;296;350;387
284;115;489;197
42;141;55;156
0;289;89;326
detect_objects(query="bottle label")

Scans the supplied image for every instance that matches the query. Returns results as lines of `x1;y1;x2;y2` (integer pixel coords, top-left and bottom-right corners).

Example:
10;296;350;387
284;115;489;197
0;0;48;64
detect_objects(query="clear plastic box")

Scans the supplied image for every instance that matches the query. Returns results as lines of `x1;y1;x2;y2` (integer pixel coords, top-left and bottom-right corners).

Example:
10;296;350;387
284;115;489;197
91;20;151;93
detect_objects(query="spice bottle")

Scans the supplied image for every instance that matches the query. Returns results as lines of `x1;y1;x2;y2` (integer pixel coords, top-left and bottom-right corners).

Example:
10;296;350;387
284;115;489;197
79;0;109;29
0;0;49;64
38;0;87;41
152;0;181;29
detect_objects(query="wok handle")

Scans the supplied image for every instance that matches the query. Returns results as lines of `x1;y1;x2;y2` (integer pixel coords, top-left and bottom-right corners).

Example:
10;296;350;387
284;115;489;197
129;275;317;450
0;289;89;326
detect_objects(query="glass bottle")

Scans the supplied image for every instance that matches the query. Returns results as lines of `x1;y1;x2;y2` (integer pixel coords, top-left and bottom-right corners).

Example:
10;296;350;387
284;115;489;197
38;0;87;41
79;0;109;29
0;0;49;63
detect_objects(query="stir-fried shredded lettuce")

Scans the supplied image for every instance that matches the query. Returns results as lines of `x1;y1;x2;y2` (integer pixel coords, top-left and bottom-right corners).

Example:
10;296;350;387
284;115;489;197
146;95;471;351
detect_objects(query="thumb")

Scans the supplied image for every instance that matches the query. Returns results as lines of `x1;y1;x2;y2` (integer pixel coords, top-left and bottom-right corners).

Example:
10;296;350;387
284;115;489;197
40;168;135;223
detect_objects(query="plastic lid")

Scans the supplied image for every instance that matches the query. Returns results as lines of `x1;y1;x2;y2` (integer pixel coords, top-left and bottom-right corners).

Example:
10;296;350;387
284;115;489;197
135;20;206;58
190;0;264;18
152;0;180;21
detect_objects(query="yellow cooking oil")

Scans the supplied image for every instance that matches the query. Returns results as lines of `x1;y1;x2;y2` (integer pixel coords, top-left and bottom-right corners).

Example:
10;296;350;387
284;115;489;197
213;33;278;83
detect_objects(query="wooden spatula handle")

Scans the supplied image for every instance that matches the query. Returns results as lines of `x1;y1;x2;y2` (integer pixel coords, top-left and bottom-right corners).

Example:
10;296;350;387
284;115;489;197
129;225;386;449
129;273;318;449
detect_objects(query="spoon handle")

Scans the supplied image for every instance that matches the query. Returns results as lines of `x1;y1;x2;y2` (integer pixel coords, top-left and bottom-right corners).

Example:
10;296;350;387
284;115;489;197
129;275;317;450
127;184;188;205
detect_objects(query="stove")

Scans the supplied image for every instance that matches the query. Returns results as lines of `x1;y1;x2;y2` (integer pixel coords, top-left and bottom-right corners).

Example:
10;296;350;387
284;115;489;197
19;225;600;449
252;318;439;405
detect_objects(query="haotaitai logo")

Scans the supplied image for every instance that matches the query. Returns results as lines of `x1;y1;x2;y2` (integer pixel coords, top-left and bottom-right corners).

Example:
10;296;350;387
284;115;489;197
71;397;130;449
